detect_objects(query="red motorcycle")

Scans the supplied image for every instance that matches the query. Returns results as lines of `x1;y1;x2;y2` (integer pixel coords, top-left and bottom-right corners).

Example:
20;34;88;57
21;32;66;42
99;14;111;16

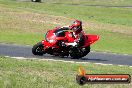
32;27;99;58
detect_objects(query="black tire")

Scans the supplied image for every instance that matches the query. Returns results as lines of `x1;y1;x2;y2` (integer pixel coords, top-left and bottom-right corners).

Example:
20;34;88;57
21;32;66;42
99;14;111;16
70;47;83;59
32;42;45;56
31;0;41;2
70;46;90;59
81;46;90;57
70;53;82;59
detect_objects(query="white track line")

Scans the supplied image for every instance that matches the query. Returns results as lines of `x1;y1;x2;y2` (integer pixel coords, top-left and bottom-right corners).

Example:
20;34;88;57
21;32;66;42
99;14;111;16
4;56;132;67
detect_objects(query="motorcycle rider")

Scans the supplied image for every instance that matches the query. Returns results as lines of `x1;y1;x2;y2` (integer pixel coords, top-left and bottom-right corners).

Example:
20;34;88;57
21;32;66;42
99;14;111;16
61;20;85;47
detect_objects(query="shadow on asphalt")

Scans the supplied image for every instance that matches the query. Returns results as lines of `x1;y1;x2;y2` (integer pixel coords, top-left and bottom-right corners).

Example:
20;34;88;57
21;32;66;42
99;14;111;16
29;54;108;62
81;58;108;61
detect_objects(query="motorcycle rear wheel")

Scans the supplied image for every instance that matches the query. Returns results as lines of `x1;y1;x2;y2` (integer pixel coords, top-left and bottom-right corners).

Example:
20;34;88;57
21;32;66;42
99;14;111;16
70;46;90;59
32;42;45;56
81;46;90;57
70;47;83;59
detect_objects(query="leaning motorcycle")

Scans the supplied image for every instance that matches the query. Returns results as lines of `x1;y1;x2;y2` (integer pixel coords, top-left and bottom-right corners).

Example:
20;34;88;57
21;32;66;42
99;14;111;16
32;27;99;58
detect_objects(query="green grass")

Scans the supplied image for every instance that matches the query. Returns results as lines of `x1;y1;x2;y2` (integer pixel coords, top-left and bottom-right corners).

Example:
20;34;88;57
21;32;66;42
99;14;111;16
42;0;132;6
0;0;132;54
0;56;132;88
88;29;132;54
0;31;42;45
1;0;132;26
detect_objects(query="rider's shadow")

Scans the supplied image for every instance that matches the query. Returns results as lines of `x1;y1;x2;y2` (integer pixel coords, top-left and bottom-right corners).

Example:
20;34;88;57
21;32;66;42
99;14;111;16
80;58;108;61
31;54;108;62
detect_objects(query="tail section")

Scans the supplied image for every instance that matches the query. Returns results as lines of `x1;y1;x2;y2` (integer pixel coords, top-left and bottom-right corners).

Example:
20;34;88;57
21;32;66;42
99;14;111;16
83;35;99;47
87;35;99;44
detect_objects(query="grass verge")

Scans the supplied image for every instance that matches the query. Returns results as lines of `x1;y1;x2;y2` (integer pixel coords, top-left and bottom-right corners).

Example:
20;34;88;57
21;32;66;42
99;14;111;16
0;56;132;88
41;0;132;6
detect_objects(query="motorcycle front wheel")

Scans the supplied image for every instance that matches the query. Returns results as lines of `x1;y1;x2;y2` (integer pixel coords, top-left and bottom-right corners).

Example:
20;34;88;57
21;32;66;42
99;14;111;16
32;42;45;56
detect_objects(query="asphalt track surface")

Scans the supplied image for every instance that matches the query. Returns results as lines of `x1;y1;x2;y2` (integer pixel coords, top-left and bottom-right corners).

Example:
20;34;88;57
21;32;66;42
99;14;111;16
0;43;132;66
